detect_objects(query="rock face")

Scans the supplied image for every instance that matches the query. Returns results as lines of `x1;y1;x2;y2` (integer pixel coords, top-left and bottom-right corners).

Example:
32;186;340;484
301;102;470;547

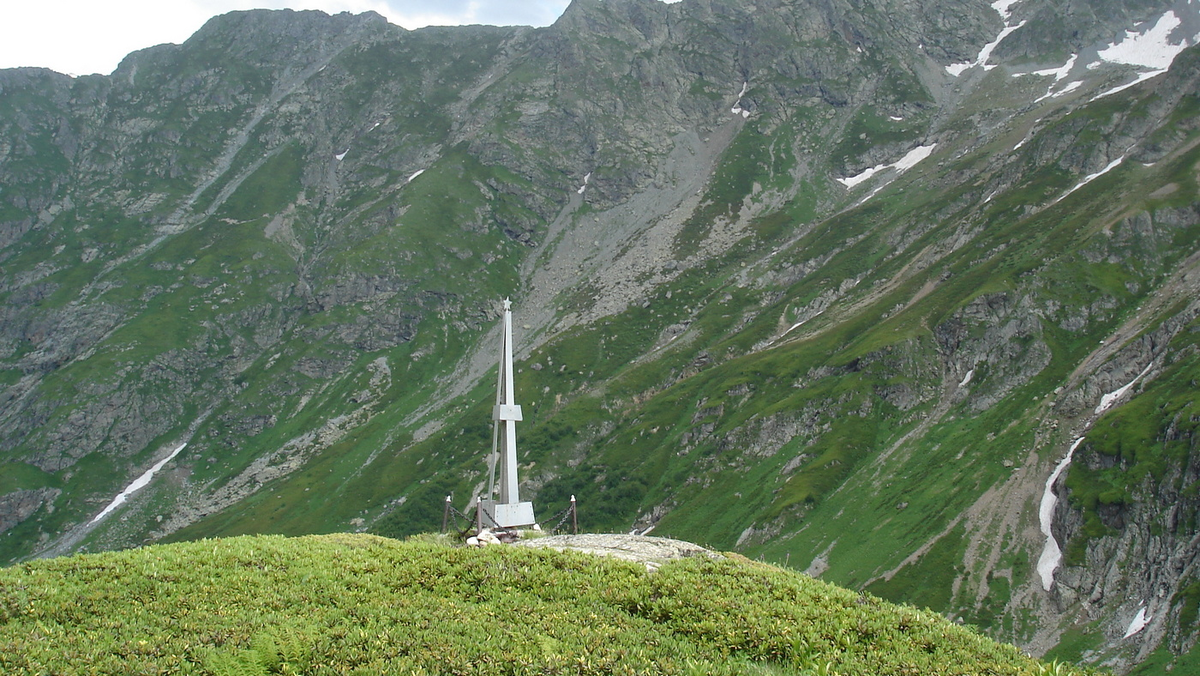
2;0;1200;671
0;488;60;534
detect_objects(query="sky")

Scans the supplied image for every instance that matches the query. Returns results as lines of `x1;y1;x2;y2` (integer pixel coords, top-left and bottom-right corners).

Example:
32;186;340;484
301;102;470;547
0;0;575;76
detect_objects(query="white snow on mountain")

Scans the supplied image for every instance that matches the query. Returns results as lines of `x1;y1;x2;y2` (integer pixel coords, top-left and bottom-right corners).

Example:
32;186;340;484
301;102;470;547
91;444;188;525
1093;10;1189;70
838;144;938;189
946;2;1028;77
1054;156;1125;203
1037;437;1086;591
1124;606;1152;638
1087;9;1199;100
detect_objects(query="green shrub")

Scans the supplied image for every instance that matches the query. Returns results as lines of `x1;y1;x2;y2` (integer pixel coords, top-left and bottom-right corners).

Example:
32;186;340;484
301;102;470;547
0;533;1096;675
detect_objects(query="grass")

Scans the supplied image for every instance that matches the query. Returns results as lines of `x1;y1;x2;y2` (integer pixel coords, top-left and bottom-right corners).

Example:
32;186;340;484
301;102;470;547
1125;644;1200;676
865;522;966;613
0;463;60;494
0;533;1096;676
214;144;305;222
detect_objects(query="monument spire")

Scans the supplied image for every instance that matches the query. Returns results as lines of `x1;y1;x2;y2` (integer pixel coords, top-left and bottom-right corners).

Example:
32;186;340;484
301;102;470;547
481;298;536;529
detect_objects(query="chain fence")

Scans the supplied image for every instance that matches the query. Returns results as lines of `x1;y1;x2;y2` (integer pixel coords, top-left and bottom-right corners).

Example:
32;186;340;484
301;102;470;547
441;496;578;538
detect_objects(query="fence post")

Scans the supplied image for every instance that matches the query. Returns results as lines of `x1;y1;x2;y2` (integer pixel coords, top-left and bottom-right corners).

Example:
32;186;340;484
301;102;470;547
442;495;452;533
571;495;578;534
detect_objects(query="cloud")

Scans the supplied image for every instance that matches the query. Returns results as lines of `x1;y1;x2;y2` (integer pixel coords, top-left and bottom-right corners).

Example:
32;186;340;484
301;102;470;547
0;0;214;75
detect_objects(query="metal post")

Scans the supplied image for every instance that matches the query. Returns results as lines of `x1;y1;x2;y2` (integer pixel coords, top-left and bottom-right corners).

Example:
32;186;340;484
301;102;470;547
571;495;578;534
442;495;452;533
475;495;483;533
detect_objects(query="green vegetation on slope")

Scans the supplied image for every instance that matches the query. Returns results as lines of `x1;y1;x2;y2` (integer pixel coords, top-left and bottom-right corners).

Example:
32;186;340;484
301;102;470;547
0;534;1091;676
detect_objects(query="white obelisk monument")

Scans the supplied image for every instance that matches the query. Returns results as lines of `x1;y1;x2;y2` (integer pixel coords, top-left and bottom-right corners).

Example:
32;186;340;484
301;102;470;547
481;299;536;529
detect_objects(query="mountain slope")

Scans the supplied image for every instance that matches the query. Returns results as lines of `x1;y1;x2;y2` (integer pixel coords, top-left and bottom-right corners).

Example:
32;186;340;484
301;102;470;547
2;0;1199;672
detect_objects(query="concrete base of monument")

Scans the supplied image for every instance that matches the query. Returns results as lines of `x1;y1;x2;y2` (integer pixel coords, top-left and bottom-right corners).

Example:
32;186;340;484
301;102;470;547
517;534;719;571
465;524;542;546
480;500;536;529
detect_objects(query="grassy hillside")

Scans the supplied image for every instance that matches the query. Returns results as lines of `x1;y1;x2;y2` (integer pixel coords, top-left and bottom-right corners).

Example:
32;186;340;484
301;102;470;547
0;533;1090;675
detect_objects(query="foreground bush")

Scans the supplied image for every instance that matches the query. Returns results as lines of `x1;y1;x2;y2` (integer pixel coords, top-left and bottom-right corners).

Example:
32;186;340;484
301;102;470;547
0;533;1092;675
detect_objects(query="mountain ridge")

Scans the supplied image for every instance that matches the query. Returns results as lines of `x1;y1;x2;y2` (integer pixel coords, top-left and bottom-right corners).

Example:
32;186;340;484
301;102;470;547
2;0;1199;672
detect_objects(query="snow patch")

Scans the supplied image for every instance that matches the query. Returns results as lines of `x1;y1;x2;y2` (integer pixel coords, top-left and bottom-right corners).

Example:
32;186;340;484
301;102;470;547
1030;55;1083;101
1037;437;1086;591
888;115;904;121
894;144;937;171
1095;362;1154;414
1091;69;1169;101
1085;10;1197;100
407;169;425;183
90;444;188;525
945;20;1027;75
991;0;1021;20
732;81;752;117
1013;124;1038;151
1057;80;1084;95
778;311;823;342
335;150;348;161
1124;606;1151;638
979;21;1027;70
1031;54;1078;81
1036;79;1084;102
839;165;885;189
859;183;889;204
1054;156;1125;203
577;172;592;195
1095;11;1189;70
946;62;973;77
958;369;974;388
837;144;938;189
944;0;1032;76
